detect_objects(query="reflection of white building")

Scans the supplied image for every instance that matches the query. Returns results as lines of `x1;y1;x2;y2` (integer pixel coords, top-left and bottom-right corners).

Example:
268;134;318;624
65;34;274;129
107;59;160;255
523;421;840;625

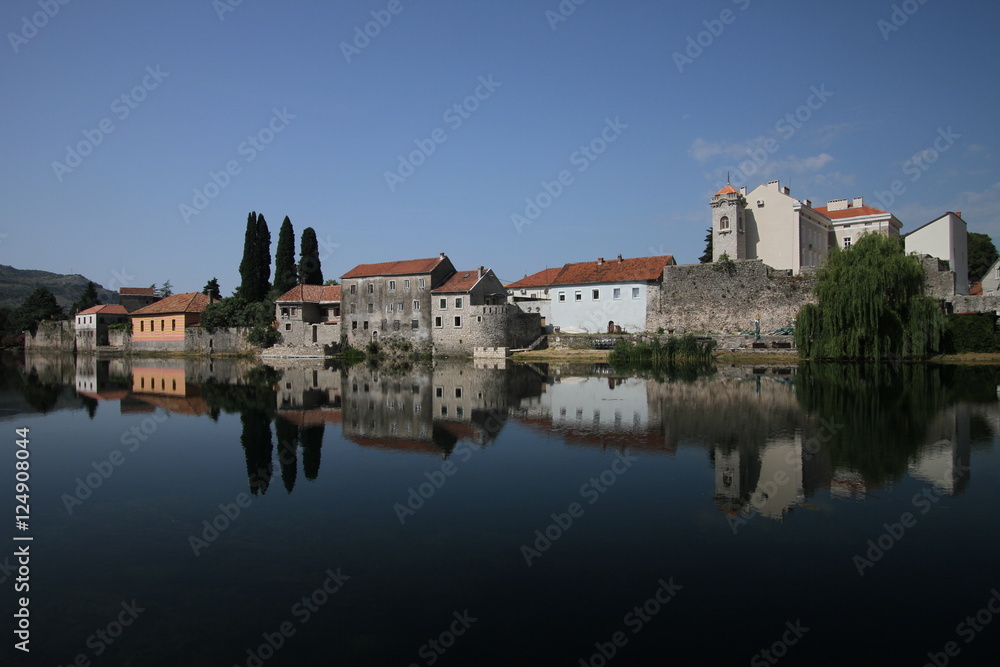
747;436;805;520
907;404;972;495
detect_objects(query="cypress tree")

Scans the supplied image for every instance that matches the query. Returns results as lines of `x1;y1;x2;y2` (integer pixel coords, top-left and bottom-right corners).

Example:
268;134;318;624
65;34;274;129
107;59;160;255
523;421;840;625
273;216;298;295
238;212;259;301
299;227;323;285
699;228;713;264
257;213;271;298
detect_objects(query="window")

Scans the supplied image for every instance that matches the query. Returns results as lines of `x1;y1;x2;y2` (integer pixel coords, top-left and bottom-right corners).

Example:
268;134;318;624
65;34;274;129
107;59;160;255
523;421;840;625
367;283;374;294
171;320;176;331
455;297;463;309
386;303;394;313
411;320;419;329
291;307;297;316
844;237;852;248
389;280;396;291
435;316;443;328
367;303;374;313
455;387;463;398
439;298;447;309
285;323;291;331
349;283;357;294
413;300;420;310
397;302;404;312
632;287;640;299
435;387;443;398
559;292;566;302
363;321;369;330
418;278;425;288
720;215;730;230
140;321;144;332
454;316;462;327
404;279;410;289
613;288;621;300
393;320;400;331
281;308;289;317
161;319;165;331
575;291;582;301
352;321;358;330
592;289;600;300
350;304;356;314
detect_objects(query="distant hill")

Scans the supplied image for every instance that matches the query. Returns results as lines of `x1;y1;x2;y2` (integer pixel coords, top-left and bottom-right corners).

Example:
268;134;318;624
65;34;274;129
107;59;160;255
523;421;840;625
0;265;119;311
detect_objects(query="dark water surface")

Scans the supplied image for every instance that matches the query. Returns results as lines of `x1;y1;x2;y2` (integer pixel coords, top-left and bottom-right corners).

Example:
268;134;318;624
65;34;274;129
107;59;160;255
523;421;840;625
3;352;1000;666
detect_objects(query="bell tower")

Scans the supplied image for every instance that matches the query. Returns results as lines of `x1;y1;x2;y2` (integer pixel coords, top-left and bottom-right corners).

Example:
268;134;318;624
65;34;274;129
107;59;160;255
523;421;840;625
711;183;746;262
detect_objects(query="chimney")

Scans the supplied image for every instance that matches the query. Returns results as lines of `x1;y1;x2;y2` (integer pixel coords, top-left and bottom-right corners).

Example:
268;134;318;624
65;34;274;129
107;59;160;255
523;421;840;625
439;252;446;259
956;211;963;218
477;266;484;278
597;257;604;266
617;254;623;263
804;199;812;208
827;198;849;212
739;186;747;196
852;197;864;208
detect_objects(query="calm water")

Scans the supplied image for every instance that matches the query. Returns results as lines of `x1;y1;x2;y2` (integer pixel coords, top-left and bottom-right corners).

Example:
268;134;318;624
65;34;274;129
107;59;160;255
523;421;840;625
3;352;1000;666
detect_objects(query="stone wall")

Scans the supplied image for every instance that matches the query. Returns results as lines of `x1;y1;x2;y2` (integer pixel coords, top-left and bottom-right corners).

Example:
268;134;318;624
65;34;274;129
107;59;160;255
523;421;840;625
432;305;542;357
920;256;956;302
952;295;1000;314
648;260;815;334
110;327;255;355
24;321;74;352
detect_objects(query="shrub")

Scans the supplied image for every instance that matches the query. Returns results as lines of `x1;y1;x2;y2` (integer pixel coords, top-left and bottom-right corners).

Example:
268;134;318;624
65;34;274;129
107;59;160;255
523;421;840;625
943;313;1000;353
247;323;280;348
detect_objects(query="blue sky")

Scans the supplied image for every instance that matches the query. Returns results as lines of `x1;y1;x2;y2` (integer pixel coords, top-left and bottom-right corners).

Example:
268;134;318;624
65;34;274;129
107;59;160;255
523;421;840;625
2;0;998;294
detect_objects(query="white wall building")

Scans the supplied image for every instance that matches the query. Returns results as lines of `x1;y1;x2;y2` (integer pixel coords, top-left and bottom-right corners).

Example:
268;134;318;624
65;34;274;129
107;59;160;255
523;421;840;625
904;212;969;295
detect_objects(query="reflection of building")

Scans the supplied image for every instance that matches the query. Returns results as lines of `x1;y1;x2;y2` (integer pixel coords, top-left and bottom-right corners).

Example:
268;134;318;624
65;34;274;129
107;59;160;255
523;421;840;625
74;356;130;401
908;404;973;495
130;366;209;415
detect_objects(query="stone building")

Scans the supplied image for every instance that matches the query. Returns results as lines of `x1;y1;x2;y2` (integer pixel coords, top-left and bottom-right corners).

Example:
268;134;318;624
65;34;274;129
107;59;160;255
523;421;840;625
340;254;456;351
74;304;129;350
118;287;160;312
274;284;342;350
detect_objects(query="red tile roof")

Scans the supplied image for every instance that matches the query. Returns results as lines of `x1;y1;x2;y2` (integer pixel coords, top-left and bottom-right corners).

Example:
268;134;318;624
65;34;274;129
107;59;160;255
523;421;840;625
432;270;484;293
275;284;342;303
814;204;889;220
506;268;562;289
77;304;129;316
970;282;983;296
715;184;739;196
342;256;446;279
550;255;675;286
119;287;155;296
130;292;210;315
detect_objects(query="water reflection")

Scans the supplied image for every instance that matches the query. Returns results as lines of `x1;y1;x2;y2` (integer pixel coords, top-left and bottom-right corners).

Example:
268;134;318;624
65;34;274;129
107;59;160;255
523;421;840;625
2;353;997;518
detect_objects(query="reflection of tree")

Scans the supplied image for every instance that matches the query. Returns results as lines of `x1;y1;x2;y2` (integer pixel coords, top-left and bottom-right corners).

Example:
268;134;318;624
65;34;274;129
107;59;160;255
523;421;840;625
21;370;64;413
240;411;273;495
82;396;98;420
200;366;280;418
300;424;324;481
275;418;300;493
796;363;948;485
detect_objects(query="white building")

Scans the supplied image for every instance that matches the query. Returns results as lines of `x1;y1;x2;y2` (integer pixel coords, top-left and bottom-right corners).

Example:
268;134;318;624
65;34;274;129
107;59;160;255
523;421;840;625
903;212;969;295
814;197;902;250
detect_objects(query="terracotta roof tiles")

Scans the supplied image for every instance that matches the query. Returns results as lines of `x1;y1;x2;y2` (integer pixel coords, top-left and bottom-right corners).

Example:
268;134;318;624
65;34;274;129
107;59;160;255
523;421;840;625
432;270;484;293
119;287;155;296
814;205;889;220
275;284;342;303
715;184;739;196
130;292;210;316
342;257;446;279
77;304;129;316
506;267;562;289
550;255;674;286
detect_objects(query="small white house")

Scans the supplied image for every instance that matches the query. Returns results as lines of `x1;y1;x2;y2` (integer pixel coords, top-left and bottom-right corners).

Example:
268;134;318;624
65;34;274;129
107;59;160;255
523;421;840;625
904;212;969;295
74;304;129;349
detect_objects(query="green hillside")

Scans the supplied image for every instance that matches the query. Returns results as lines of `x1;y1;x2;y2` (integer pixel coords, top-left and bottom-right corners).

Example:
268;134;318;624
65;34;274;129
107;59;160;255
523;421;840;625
0;265;119;310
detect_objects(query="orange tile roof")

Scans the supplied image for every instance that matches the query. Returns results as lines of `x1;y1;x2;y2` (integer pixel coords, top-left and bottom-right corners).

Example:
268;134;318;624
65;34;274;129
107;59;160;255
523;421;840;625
77;304;129;316
342;256;446;279
550;255;674;285
970;282;983;296
814;205;889;220
715;184;739;196
130;292;210;316
119;287;155;295
275;284;342;303
432;270;484;293
506;267;562;289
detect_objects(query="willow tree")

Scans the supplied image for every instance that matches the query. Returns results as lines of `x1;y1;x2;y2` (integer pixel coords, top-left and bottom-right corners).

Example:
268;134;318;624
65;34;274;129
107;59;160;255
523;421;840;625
795;232;943;360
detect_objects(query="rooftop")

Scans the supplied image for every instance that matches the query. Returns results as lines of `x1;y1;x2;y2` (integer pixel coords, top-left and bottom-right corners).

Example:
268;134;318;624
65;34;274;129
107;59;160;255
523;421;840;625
342;255;448;279
432;269;486;293
77;304;129;316
550;255;675;286
275;284;342;303
130;292;210;316
506;267;562;289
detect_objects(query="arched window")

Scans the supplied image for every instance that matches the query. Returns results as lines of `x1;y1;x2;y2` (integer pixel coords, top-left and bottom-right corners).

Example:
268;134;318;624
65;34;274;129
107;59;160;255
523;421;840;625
719;216;730;230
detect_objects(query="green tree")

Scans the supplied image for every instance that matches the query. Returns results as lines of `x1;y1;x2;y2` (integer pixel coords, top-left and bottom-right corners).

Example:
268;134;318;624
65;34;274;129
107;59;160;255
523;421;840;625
157;280;173;298
299;227;323;285
967;232;998;284
323;279;339;286
14;287;65;333
71;281;101;316
202;278;222;301
238;212;272;302
795;232;943;360
273;216;298;296
699;227;713;263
